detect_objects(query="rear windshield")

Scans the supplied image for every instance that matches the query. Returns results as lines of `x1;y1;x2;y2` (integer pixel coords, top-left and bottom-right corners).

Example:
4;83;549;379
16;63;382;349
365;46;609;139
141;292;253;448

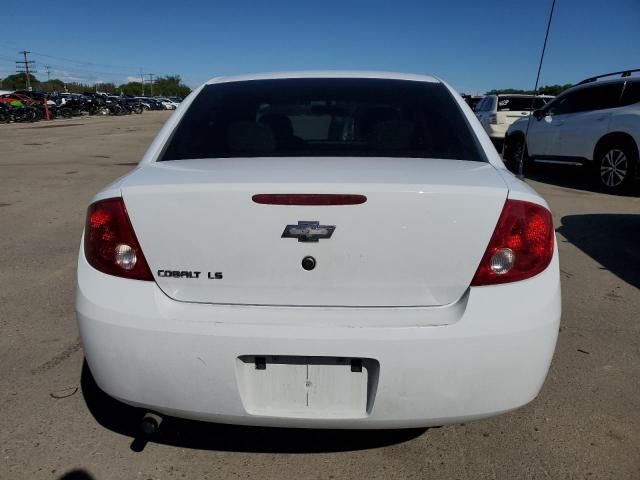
160;78;484;161
497;96;549;111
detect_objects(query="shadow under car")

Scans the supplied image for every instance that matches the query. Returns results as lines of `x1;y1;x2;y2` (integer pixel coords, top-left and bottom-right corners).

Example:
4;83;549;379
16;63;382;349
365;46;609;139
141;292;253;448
557;213;640;288
80;361;427;453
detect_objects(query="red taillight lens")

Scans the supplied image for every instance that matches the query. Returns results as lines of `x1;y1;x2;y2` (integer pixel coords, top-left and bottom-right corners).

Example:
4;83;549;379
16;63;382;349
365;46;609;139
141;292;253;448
84;198;153;281
471;199;554;286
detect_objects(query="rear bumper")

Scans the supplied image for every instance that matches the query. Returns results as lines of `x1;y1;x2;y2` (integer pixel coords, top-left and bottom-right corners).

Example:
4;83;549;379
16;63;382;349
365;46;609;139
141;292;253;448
76;247;561;429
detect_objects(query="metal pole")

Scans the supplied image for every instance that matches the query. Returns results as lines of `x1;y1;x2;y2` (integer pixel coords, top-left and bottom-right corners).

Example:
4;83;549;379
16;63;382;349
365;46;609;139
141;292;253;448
519;0;556;180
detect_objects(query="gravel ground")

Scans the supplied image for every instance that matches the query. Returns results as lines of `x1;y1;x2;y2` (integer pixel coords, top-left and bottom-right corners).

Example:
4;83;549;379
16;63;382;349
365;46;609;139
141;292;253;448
1;112;638;479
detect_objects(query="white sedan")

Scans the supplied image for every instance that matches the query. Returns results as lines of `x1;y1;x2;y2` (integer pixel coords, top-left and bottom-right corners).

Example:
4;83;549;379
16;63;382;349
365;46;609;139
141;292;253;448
155;97;178;110
76;71;561;430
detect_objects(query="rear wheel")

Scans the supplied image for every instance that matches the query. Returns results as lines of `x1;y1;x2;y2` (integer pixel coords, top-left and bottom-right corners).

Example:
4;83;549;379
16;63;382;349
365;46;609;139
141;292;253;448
504;135;529;174
596;142;637;193
24;107;38;122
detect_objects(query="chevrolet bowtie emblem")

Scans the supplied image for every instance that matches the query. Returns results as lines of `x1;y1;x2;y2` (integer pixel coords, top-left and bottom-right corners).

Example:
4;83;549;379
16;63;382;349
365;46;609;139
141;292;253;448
282;221;336;242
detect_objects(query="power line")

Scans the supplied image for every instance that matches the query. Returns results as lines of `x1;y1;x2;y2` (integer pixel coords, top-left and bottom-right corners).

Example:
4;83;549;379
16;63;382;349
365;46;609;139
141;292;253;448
29;50;139;71
28;49;175;79
1;47;193;89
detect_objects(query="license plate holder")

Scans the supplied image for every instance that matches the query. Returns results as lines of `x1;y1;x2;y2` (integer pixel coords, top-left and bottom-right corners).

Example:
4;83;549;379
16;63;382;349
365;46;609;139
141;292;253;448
236;356;379;418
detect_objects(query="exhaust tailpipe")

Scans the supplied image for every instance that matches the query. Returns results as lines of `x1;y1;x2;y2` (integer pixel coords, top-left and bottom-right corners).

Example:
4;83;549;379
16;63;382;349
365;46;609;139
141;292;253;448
140;412;163;436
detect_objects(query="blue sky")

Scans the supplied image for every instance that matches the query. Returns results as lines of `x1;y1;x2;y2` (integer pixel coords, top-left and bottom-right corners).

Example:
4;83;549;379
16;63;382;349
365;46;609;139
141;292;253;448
1;0;638;94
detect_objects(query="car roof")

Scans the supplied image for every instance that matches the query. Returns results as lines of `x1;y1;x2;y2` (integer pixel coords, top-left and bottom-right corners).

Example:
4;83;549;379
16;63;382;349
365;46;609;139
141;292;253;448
565;76;640;95
205;71;440;85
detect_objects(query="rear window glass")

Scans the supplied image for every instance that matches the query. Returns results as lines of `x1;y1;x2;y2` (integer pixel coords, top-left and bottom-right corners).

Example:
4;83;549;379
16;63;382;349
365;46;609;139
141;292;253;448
497;96;548;111
160;78;484;162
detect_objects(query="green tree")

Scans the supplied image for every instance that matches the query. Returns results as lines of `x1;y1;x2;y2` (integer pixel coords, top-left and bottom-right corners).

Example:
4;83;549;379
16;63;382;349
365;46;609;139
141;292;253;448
1;72;192;97
485;84;573;96
92;83;118;94
42;78;65;92
61;82;94;94
1;73;40;90
486;88;531;95
149;75;191;97
537;84;573;96
118;81;145;96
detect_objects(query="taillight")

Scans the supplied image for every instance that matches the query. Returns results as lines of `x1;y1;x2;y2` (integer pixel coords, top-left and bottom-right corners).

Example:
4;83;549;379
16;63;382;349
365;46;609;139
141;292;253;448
471;199;554;286
84;197;153;281
489;113;498;125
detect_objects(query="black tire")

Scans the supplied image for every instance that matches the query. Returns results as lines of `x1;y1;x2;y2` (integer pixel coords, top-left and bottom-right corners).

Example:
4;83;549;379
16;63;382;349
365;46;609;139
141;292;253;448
595;140;638;193
61;108;73;119
24;107;38;122
504;135;529;174
0;111;9;123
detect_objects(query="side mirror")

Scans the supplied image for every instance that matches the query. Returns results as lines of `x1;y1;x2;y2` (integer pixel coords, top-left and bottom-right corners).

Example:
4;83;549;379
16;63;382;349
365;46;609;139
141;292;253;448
533;109;545;120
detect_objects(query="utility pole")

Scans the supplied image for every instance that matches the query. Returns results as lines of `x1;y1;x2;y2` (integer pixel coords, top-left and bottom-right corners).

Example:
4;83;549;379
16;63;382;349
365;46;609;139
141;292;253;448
146;73;155;96
140;68;145;96
44;65;52;91
16;50;37;91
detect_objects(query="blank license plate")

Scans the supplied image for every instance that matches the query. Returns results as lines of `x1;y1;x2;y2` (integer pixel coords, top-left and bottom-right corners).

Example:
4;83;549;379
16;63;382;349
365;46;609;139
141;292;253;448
236;356;377;418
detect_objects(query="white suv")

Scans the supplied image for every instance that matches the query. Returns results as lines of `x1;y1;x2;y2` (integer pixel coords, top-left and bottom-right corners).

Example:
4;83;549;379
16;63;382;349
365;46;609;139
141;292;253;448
504;74;640;192
475;94;552;150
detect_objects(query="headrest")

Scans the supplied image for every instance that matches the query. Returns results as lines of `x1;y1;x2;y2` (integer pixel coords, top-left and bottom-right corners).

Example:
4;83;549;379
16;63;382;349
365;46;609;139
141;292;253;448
227;121;276;154
369;120;415;151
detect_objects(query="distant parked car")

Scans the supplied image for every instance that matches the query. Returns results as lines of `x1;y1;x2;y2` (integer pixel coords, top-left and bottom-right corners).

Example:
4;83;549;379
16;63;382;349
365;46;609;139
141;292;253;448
461;94;483;111
135;97;164;111
168;96;183;103
0;93;36;107
155;97;178;110
504;71;640;192
475;94;553;150
13;90;47;101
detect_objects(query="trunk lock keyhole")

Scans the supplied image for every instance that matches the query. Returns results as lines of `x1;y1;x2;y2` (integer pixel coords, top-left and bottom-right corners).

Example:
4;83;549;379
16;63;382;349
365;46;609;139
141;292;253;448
301;256;316;271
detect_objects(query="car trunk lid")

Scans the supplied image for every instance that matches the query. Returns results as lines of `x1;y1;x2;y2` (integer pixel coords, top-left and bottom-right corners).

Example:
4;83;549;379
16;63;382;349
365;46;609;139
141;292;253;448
121;157;508;307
